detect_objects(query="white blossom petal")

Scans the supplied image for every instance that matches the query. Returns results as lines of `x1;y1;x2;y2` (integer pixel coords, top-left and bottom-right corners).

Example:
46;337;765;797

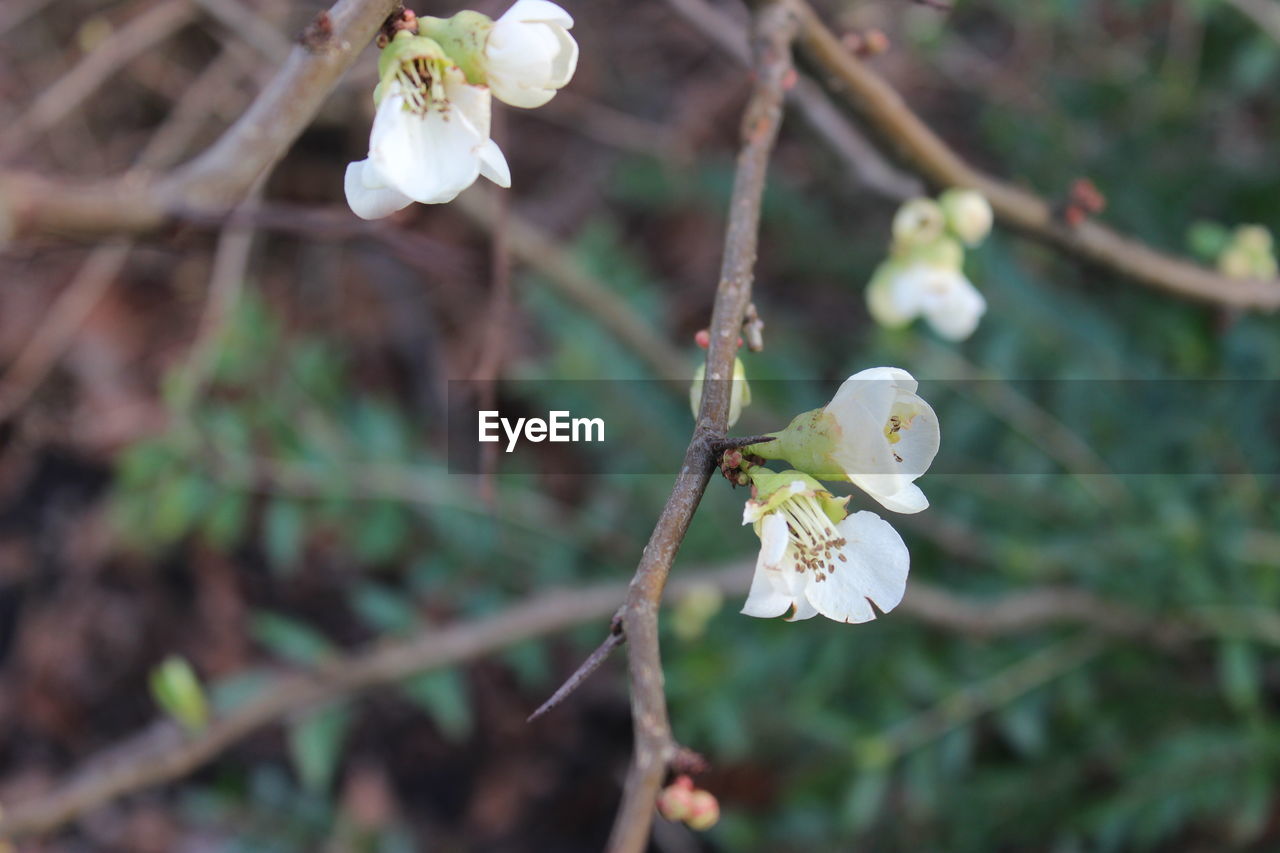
741;560;792;618
804;511;909;623
919;271;987;341
344;159;413;220
825;367;938;514
478;139;512;188
758;512;790;569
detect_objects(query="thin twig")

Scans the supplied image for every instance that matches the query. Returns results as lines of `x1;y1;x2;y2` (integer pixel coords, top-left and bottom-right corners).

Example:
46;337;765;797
607;6;798;851
0;243;133;423
782;0;1280;310
455;192;691;387
1;0;200;159
663;0;921;201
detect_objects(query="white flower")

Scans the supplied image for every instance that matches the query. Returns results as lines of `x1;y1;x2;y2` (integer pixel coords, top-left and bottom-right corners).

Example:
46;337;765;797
939;188;994;246
345;39;511;220
485;0;578;109
823;367;940;514
740;475;909;623
867;260;986;342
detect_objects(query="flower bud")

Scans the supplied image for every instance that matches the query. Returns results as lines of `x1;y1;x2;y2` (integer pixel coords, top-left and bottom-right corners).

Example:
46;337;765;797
1234;224;1273;254
1219;246;1257;279
657;776;696;822
483;0;578;108
938;188;994;246
690;357;751;427
685;789;721;831
891;198;945;248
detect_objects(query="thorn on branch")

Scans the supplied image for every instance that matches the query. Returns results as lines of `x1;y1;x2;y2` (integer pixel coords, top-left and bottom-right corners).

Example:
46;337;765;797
526;612;625;722
711;434;774;456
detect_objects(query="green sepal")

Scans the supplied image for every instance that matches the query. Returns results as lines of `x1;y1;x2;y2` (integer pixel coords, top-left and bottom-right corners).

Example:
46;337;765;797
746;408;845;481
417;10;494;85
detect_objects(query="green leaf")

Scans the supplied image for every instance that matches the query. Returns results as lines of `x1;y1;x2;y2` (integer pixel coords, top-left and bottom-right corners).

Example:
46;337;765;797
263;499;308;571
287;702;351;793
201;490;250;550
150;656;209;732
251;612;335;667
1218;640;1260;711
350;502;411;564
350;583;419;635
399;670;471;741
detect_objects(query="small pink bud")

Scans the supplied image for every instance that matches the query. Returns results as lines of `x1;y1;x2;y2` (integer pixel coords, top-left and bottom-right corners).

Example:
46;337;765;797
723;449;743;469
685;789;720;831
657;776;696;822
695;330;711;349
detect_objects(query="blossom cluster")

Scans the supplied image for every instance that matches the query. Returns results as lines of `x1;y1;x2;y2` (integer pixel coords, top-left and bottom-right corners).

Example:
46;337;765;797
345;1;578;219
734;368;939;624
865;189;993;341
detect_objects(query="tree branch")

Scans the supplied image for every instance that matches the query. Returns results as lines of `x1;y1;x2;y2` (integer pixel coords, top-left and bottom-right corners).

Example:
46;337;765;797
606;5;798;851
782;0;1280;311
0;0;398;239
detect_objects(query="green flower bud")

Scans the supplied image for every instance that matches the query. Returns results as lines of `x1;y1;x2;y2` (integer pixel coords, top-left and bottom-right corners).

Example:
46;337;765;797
938;188;994;246
891;198;945;248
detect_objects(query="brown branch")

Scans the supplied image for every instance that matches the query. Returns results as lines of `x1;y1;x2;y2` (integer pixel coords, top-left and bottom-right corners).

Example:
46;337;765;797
606;6;798;851
1;551;1264;840
0;0;399;239
782;0;1280;311
663;0;921;201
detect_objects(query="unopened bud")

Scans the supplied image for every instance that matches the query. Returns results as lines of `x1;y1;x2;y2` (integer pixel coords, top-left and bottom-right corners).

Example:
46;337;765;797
938;188;993;246
892;198;945;248
690;358;751;427
1234;224;1273;254
862;28;890;55
685;789;720;831
657;776;696;822
695;329;711;349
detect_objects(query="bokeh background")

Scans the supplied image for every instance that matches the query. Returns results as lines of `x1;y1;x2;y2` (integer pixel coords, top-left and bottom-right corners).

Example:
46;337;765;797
2;0;1280;850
